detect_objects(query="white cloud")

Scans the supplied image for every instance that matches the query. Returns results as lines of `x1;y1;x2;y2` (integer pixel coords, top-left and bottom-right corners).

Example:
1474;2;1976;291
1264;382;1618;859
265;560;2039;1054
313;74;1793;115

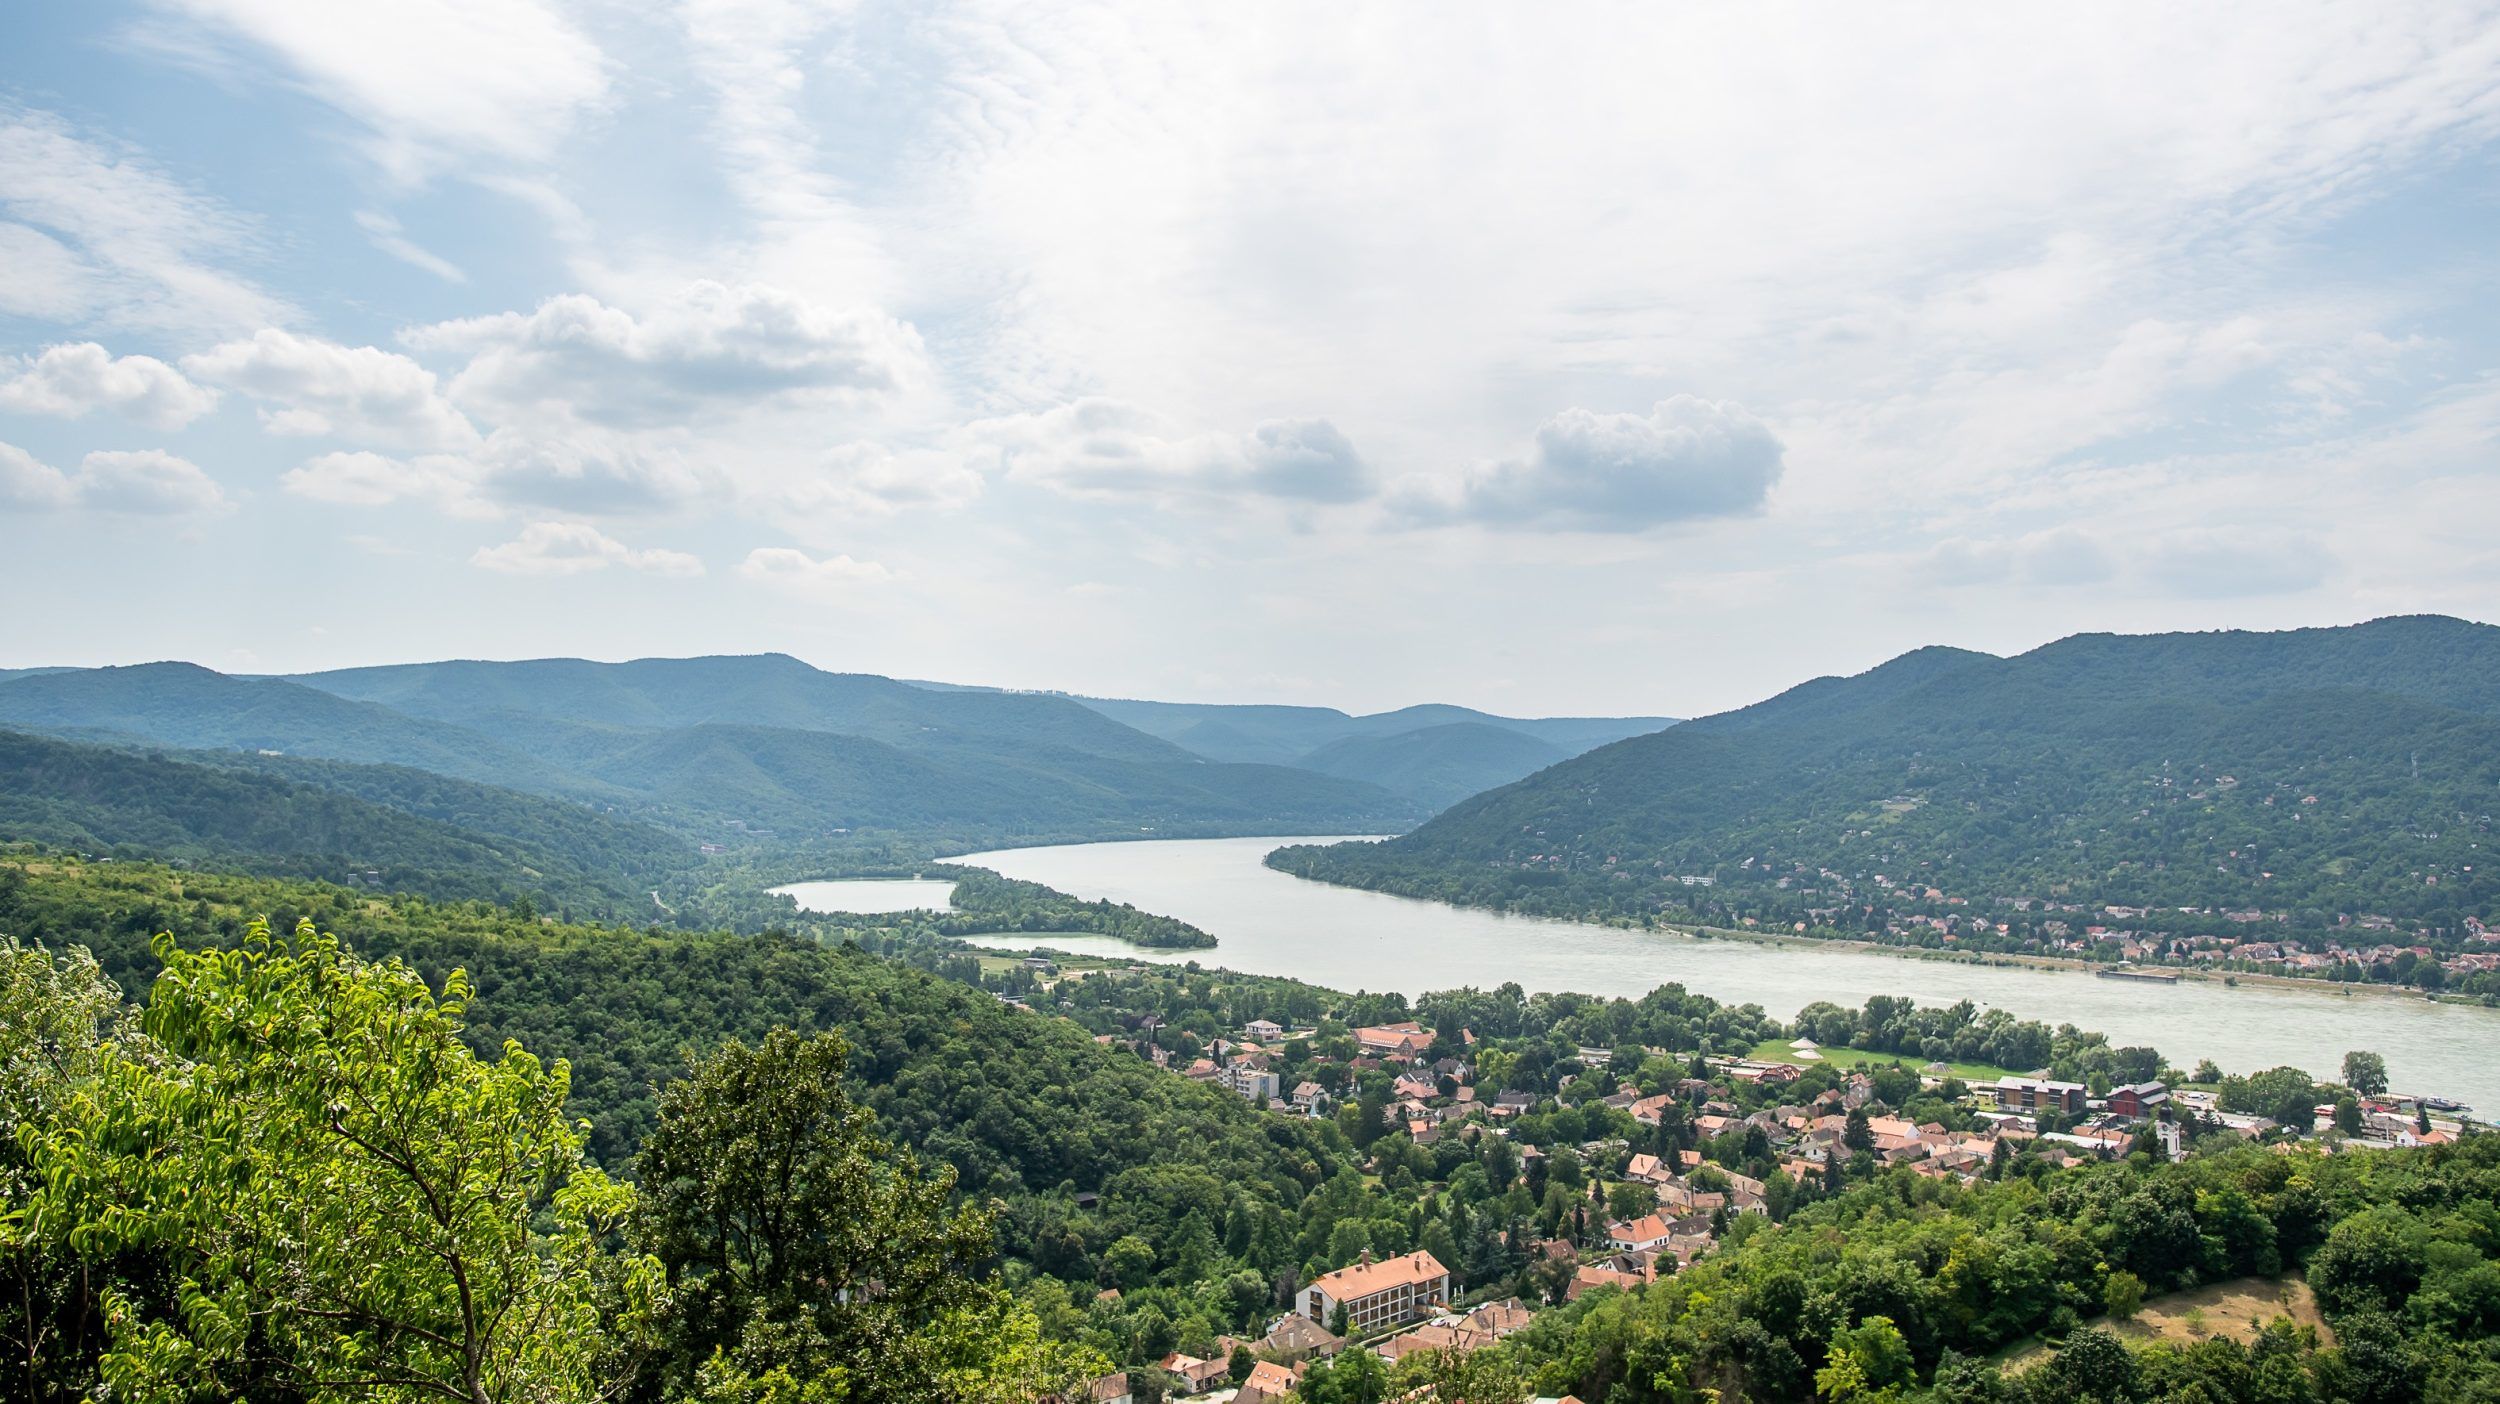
0;442;71;510
975;399;1373;504
0;343;218;429
2133;528;2337;599
73;449;230;514
466;429;723;514
766;442;985;517
184;328;477;449
470;521;704;577
278;428;724;517
1398;397;1784;532
140;0;611;182
281;449;489;517
406;282;926;428
737;546;894;596
0;440;226;514
1240;419;1373;504
0;224;104;322
866;5;2500;537
1913;523;2338;601
353;209;466;283
676;0;891;299
0;107;292;335
1915;528;2119;590
977;399;1217;497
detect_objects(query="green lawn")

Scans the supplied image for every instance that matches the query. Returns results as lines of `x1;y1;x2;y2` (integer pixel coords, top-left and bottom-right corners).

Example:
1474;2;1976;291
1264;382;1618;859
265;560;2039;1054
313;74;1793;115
1747;1039;2014;1083
973;949;1147;977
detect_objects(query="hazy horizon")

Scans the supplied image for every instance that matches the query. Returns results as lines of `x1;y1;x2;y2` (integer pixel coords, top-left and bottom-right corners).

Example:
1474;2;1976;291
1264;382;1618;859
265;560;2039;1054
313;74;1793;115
10;610;2493;724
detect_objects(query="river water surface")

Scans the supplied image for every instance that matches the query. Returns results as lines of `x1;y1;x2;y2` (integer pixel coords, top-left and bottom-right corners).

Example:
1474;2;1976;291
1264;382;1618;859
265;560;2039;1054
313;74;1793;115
893;836;2500;1114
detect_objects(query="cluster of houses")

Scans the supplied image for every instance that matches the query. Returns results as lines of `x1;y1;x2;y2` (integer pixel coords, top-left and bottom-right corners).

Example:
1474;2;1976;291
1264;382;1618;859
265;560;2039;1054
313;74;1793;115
1087;1015;1313;1111
1074;1008;2470;1404
1168;1017;1482;1125
1560;1072;2098;1297
2073;930;2500;985
1765;851;2500;985
1842;898;2500;985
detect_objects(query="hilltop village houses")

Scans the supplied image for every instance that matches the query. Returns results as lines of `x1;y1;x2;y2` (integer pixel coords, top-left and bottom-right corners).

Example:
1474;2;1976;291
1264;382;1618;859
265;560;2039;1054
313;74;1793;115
1029;967;2465;1402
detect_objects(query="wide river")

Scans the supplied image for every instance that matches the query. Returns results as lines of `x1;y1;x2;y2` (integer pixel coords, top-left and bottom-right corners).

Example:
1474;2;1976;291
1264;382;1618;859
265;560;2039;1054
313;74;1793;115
914;836;2500;1114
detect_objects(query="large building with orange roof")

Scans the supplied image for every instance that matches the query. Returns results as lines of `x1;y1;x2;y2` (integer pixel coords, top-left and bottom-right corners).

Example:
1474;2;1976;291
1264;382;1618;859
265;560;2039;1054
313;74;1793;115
1295;1249;1452;1333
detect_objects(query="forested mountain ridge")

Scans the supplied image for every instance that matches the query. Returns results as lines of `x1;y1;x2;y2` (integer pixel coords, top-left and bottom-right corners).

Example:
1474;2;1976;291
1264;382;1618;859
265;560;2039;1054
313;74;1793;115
0;728;690;915
1071;692;1675;768
0;655;1423;843
1296;721;1571;811
908;686;1678;808
0;661;587;791
293;653;1188;765
563;720;1411;836
1274;616;2500;951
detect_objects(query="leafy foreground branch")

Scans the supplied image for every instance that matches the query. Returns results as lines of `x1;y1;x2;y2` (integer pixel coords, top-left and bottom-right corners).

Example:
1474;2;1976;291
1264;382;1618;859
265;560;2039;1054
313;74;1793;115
0;925;1102;1404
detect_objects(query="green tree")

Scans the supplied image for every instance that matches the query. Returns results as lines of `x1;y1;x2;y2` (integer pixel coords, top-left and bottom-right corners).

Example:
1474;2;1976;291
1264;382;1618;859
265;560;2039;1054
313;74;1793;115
1930;1349;2004;1404
1825;1315;1914;1397
2044;1327;2138;1402
1;939;148;1403
1764;1169;1797;1222
1301;1342;1388;1403
1103;1237;1157;1292
2218;1067;2321;1128
2342;1050;2389;1098
26;922;656;1404
1392;1344;1528;1403
2334;1097;2363;1136
1605;1180;1658;1220
2103;1270;2146;1321
635;1027;1091;1403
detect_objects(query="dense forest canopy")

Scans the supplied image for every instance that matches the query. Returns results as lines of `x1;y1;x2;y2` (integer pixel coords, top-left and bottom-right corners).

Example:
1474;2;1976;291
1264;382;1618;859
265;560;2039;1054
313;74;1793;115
0;727;694;915
1277;617;2500;968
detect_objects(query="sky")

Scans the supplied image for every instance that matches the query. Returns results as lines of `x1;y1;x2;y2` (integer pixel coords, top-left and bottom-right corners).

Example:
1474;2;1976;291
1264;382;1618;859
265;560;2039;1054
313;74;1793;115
2;2;2498;718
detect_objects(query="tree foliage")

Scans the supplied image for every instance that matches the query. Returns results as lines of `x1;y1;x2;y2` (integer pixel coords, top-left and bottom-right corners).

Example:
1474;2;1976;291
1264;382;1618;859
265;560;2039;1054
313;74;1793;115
632;1029;1094;1402
19;921;656;1404
1275;617;2500;949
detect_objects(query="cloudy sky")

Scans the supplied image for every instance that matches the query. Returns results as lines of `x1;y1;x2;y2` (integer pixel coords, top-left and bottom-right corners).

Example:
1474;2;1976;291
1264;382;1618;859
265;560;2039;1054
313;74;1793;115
4;3;2497;716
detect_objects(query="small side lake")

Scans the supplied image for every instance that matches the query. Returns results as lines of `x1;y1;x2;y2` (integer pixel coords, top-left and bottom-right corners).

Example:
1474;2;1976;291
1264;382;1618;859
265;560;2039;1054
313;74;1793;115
771;877;958;914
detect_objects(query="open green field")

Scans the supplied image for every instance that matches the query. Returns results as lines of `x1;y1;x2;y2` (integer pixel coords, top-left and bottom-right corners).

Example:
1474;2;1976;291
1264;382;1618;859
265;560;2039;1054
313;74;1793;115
1746;1039;2015;1083
973;948;1153;977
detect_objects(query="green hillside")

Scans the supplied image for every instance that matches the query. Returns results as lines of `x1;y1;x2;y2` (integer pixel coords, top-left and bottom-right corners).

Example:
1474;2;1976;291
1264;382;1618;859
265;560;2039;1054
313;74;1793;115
1075;692;1675;770
0;657;1423;843
0;662;582;790
1274;616;2500;938
1296;720;1570;810
293;653;1188;764
0;728;683;914
0;856;1354;1280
